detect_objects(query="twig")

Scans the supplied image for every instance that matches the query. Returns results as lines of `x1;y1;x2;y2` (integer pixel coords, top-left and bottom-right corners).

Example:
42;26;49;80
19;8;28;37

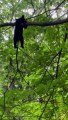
55;49;62;78
16;47;19;71
38;95;51;120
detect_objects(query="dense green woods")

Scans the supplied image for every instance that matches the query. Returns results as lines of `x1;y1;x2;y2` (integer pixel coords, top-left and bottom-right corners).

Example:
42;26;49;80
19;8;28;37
0;0;68;120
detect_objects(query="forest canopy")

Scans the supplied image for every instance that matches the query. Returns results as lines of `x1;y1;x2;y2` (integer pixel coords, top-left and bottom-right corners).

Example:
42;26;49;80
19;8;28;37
0;0;68;120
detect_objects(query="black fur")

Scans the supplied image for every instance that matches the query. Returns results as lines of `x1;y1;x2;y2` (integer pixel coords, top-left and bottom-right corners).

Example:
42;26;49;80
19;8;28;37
14;15;27;48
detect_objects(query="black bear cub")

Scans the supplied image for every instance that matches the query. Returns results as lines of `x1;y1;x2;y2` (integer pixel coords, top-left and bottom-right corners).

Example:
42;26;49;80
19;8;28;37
14;15;27;48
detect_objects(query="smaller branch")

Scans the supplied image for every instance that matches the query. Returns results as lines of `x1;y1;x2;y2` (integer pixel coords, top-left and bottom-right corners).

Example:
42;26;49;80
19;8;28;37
1;90;7;119
55;49;62;78
64;28;68;42
55;0;65;10
16;47;19;71
38;95;51;120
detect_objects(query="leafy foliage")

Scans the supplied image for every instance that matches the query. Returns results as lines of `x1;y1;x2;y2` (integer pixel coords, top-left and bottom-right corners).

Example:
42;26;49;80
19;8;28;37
0;0;68;120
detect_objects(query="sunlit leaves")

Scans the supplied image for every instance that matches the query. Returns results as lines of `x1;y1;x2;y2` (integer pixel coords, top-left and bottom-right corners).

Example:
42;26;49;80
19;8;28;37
0;0;68;119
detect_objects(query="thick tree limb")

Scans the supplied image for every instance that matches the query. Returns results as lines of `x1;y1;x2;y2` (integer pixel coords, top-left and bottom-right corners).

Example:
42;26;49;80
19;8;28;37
28;18;68;26
0;18;68;28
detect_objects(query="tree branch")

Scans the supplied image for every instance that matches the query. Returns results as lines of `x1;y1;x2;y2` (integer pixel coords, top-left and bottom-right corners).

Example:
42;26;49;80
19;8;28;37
0;18;68;28
28;18;68;26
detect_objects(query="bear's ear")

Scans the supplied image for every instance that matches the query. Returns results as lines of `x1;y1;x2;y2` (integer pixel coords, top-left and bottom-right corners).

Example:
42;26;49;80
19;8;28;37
22;15;24;18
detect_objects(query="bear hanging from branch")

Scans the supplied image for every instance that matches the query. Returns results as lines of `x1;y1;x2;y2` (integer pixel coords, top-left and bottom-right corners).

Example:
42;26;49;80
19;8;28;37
14;15;27;48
